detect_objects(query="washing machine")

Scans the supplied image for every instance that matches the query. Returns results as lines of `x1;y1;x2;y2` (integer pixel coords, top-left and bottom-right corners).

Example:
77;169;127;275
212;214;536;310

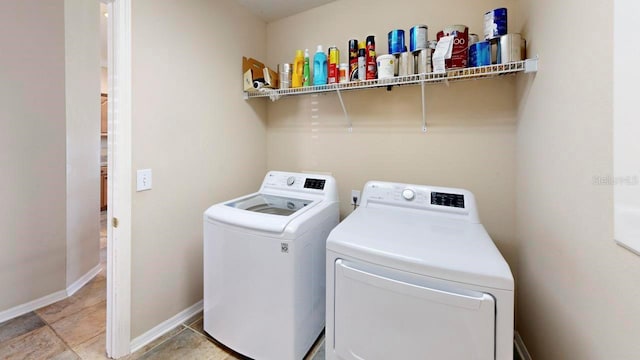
204;171;339;360
326;181;514;360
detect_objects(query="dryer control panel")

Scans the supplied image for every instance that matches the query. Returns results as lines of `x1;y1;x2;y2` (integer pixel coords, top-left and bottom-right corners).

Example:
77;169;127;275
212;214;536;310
359;181;480;223
431;192;465;208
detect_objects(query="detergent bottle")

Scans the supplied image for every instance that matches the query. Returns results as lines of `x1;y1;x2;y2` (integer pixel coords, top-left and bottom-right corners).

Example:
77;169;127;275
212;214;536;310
313;45;327;86
303;49;311;86
292;49;304;88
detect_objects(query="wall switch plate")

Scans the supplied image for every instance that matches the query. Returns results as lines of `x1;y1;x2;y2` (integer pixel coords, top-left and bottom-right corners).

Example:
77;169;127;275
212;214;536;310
136;169;152;191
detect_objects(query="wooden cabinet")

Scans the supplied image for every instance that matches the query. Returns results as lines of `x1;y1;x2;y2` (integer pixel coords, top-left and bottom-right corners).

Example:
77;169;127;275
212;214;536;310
101;166;108;211
101;93;108;135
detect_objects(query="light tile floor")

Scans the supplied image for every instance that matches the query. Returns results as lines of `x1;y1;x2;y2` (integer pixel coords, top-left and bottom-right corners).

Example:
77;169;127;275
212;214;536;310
0;212;325;360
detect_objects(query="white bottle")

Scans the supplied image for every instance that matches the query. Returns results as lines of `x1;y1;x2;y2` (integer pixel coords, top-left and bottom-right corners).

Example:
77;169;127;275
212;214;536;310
357;43;366;81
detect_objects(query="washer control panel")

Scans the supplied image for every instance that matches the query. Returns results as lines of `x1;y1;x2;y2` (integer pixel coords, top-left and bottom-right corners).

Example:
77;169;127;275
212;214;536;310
303;178;326;190
401;188;416;201
261;171;334;194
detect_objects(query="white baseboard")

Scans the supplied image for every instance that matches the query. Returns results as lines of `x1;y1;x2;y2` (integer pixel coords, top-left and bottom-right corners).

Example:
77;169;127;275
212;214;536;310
0;264;102;324
130;300;203;353
0;290;67;324
515;331;533;360
67;264;103;297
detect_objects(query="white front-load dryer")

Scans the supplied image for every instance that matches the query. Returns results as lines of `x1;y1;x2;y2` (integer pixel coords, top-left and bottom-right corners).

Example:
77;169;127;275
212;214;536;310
204;171;339;360
326;181;514;360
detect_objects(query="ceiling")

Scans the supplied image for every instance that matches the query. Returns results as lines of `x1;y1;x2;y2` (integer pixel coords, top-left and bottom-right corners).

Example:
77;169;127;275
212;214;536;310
99;1;336;66
234;0;336;23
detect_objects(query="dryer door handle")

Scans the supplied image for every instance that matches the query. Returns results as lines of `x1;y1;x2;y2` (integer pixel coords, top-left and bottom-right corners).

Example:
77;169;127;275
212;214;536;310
336;260;492;310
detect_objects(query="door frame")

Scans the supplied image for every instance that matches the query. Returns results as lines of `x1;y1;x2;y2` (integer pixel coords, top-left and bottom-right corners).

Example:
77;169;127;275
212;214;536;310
103;0;132;357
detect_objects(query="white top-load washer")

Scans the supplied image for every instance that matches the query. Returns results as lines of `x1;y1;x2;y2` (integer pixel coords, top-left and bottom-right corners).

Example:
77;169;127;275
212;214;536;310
204;171;339;360
326;181;514;360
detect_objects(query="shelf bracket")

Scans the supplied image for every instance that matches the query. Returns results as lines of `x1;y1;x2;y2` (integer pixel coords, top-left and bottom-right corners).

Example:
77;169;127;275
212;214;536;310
421;81;427;133
335;88;352;132
524;56;539;73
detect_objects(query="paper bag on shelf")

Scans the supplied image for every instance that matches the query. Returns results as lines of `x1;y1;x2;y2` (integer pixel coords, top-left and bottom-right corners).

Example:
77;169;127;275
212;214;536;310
243;57;265;92
263;67;279;89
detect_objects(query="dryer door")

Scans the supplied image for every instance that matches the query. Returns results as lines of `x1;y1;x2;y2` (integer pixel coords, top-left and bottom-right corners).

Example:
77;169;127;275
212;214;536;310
333;259;495;360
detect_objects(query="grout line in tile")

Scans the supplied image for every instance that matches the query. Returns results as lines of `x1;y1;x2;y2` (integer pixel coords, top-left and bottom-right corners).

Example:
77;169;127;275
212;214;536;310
46;323;83;359
182;323;204;338
183;324;207;339
184;325;249;360
35;273;106;325
37;303;92;326
131;325;188;358
72;330;104;352
36;307;99;359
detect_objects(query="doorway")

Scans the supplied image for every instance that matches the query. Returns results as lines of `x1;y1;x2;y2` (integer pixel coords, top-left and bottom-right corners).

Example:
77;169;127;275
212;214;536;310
99;0;108;293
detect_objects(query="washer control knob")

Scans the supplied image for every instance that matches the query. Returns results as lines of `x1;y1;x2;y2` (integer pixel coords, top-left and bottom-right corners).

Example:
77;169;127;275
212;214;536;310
402;188;415;201
286;176;296;186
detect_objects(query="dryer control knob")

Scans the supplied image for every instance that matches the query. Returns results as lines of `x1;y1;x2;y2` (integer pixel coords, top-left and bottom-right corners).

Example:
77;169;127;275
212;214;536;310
402;188;415;201
286;176;296;186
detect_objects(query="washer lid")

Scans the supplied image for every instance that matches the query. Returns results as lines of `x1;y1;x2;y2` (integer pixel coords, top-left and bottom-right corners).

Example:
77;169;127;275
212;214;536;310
205;192;321;234
326;207;514;290
226;194;313;216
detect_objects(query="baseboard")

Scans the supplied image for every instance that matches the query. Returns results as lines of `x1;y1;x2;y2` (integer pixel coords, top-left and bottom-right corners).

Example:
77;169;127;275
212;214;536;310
0;290;67;324
0;264;103;324
67;264;103;297
130;300;203;353
514;331;533;360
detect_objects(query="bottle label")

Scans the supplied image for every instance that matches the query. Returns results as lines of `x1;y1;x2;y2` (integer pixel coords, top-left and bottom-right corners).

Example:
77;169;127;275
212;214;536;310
328;47;340;84
366;47;377;80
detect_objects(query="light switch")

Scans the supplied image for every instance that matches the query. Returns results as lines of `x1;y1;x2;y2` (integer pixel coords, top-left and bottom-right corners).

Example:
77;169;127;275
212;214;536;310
136;169;152;191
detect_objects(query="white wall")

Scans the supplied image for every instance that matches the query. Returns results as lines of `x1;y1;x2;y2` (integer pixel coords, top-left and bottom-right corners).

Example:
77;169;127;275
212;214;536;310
613;1;640;255
0;0;67;311
266;0;520;266
64;0;101;287
130;0;268;339
516;0;640;358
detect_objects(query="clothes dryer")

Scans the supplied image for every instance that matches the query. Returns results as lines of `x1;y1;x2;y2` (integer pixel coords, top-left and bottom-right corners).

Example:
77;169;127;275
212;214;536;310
326;181;514;360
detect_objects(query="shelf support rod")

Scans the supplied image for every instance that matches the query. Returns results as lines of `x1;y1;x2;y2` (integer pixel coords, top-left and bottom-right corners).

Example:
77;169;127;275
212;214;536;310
421;81;427;133
335;88;352;132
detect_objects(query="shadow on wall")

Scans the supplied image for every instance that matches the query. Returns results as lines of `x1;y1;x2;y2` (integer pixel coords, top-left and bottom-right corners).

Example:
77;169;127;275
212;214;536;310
266;77;519;133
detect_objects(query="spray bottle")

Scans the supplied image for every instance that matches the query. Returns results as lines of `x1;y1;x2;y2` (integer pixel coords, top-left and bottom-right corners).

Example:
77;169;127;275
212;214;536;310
303;49;311;86
357;41;366;81
365;35;377;80
313;45;328;86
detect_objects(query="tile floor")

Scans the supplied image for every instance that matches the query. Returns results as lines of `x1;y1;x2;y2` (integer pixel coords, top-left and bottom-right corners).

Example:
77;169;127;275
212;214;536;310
0;212;326;360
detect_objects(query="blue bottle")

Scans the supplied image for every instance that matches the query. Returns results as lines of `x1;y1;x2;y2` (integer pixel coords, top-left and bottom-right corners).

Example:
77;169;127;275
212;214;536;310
313;45;328;86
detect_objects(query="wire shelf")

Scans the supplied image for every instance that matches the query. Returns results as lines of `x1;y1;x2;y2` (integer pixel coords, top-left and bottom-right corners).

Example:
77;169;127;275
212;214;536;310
244;59;537;101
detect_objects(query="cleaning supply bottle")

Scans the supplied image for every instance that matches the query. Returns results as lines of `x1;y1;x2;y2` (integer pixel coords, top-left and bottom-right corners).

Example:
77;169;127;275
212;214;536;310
365;35;377;80
303;49;311;86
357;41;366;81
292;49;304;88
313;45;328;86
